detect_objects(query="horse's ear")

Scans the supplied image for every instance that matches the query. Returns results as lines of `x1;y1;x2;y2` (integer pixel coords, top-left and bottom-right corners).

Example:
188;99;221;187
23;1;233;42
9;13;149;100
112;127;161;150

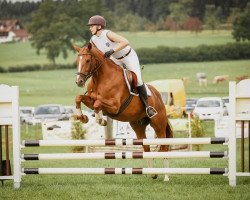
88;43;92;50
73;44;81;52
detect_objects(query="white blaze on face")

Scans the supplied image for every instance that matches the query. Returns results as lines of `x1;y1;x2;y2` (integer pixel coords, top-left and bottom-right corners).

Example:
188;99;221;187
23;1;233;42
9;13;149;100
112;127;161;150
76;55;83;80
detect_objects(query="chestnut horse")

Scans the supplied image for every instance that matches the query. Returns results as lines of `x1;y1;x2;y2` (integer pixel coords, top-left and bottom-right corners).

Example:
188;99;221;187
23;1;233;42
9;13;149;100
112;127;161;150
73;43;173;154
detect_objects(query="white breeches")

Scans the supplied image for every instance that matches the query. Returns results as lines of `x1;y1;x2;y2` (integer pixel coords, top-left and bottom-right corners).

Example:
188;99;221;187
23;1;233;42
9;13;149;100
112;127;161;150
111;49;143;86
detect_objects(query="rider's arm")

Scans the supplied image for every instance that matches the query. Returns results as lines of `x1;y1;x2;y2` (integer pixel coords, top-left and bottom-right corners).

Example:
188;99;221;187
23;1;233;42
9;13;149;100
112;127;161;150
107;31;129;52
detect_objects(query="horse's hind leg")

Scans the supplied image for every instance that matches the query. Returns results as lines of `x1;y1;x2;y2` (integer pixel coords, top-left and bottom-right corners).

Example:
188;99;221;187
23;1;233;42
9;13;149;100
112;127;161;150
129;121;149;152
149;111;172;181
129;121;158;179
150;112;172;152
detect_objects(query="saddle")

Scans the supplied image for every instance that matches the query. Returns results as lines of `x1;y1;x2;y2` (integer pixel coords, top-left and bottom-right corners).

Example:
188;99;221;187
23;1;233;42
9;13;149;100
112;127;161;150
123;67;138;96
122;66;151;96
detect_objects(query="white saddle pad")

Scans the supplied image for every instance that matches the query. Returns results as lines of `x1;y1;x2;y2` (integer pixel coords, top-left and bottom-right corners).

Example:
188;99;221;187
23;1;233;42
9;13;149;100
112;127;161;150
122;68;151;96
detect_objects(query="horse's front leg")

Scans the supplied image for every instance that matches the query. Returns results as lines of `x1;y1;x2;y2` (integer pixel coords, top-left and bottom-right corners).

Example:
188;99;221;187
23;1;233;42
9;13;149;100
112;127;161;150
75;95;92;123
93;100;107;126
95;110;107;126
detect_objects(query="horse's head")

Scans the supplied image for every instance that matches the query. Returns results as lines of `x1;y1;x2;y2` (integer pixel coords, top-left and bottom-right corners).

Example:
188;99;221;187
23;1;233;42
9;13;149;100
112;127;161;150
73;43;102;87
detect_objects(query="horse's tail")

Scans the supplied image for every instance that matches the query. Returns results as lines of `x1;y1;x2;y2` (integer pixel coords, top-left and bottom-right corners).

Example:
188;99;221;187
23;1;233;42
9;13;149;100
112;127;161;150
166;117;173;138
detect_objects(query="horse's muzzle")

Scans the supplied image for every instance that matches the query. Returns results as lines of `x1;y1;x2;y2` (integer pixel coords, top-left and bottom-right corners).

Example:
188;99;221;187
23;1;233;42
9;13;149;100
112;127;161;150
75;79;85;87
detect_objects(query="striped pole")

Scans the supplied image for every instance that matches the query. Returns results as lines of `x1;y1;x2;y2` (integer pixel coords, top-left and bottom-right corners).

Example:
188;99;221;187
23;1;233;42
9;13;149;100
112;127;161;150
22;168;228;175
22;137;227;147
22;151;228;160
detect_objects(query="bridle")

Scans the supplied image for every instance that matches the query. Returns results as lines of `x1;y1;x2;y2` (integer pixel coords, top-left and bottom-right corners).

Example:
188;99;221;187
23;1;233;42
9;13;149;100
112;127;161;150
76;52;103;83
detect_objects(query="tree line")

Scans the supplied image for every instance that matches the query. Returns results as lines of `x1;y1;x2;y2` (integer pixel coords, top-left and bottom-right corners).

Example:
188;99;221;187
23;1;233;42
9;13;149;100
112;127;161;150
0;0;249;63
1;0;249;29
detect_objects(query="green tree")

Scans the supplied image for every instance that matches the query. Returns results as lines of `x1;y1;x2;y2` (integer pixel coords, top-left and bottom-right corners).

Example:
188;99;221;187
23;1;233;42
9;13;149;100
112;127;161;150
169;0;193;31
232;4;250;42
28;0;107;64
114;13;148;32
204;5;222;32
227;7;241;24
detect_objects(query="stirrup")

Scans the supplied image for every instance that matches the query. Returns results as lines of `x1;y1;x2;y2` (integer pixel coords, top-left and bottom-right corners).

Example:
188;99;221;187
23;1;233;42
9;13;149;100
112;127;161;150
146;106;158;118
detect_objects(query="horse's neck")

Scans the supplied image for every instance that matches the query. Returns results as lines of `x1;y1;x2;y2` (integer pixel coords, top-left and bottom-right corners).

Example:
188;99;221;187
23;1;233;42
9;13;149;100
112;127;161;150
91;48;124;87
93;60;123;85
93;61;125;95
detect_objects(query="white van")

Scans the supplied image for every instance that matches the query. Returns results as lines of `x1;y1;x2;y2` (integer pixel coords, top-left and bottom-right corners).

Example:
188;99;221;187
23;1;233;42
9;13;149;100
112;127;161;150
149;79;186;118
20;106;34;124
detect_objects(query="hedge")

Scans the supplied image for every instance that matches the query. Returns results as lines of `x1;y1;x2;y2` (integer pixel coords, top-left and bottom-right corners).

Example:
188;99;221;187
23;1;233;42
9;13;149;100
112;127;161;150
137;42;250;64
0;63;75;73
1;42;250;73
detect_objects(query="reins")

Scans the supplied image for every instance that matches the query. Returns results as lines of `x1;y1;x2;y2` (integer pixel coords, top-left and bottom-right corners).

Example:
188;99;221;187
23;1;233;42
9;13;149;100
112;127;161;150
76;52;103;83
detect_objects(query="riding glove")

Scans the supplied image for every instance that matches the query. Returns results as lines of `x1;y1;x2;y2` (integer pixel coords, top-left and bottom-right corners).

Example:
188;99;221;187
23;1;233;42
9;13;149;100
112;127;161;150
104;49;114;58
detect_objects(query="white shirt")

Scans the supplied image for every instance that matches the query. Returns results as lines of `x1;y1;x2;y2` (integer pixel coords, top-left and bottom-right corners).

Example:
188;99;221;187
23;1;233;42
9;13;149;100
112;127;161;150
91;30;131;59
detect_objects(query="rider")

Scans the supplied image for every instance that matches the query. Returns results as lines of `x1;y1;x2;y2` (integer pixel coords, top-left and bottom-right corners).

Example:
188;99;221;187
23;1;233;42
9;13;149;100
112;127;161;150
87;15;157;118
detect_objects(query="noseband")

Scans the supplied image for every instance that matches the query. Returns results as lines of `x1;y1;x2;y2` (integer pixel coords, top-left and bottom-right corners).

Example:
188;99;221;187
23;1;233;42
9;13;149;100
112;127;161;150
76;52;103;83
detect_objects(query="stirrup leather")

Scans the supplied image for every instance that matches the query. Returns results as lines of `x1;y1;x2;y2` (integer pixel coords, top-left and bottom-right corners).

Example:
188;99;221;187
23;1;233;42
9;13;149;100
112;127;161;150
146;106;158;118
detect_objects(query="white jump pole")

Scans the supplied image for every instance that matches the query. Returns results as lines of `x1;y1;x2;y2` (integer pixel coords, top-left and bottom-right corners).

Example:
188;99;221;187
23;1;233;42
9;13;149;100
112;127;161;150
21;151;228;160
22;137;227;147
22;168;228;175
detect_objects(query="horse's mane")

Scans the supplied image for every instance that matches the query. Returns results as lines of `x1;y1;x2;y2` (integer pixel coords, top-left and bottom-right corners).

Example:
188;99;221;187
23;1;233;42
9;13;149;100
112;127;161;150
89;43;120;68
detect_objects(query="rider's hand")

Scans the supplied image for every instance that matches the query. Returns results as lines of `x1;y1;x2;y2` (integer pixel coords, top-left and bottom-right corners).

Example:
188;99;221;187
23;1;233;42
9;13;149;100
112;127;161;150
104;49;114;58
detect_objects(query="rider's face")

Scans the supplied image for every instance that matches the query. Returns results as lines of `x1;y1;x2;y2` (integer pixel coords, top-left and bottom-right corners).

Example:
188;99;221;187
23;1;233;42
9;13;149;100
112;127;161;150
89;25;101;35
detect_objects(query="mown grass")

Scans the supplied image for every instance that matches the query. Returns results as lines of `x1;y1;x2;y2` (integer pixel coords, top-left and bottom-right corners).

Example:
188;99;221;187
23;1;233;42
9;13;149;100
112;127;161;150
0;30;234;67
0;60;249;106
122;30;234;48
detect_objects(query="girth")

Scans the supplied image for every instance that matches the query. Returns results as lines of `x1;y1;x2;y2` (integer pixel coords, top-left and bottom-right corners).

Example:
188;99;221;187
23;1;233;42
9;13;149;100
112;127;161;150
106;93;134;117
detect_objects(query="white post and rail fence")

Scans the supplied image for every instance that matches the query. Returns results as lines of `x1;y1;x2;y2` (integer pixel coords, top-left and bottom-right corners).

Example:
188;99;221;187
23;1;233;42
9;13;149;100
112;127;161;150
0;79;250;188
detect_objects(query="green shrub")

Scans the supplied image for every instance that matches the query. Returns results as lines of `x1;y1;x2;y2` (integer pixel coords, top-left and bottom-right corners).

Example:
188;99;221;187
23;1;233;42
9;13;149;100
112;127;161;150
71;121;86;152
137;42;250;64
0;63;75;73
8;64;41;72
190;116;206;151
0;66;6;73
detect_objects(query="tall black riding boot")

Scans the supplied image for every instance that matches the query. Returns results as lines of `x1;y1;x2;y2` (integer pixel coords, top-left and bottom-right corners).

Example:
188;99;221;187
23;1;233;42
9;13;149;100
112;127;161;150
137;84;157;118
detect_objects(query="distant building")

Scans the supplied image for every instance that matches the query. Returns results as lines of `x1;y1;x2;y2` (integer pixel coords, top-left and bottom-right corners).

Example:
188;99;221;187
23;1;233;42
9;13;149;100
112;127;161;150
0;19;30;43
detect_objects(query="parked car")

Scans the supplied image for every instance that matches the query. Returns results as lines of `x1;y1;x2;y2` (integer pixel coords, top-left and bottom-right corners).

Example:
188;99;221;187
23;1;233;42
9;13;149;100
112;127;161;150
27;104;68;125
185;98;198;114
20;106;34;124
64;105;76;119
222;96;229;114
193;97;228;120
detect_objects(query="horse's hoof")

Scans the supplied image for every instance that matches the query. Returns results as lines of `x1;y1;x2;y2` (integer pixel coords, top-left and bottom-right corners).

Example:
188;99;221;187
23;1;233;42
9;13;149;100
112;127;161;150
98;119;107;126
151;174;158;179
78;115;89;123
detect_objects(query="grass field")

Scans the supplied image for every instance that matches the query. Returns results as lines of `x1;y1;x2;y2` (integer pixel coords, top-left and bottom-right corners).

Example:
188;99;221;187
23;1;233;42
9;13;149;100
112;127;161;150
0;30;235;67
0;60;249;106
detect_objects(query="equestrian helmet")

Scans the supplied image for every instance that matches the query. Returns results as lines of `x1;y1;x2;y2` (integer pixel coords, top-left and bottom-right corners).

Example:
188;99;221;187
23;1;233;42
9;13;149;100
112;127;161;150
88;15;106;27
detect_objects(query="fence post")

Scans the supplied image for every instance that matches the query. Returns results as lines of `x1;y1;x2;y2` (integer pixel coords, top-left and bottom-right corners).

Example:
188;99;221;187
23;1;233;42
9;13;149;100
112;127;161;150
105;117;113;139
228;81;236;187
